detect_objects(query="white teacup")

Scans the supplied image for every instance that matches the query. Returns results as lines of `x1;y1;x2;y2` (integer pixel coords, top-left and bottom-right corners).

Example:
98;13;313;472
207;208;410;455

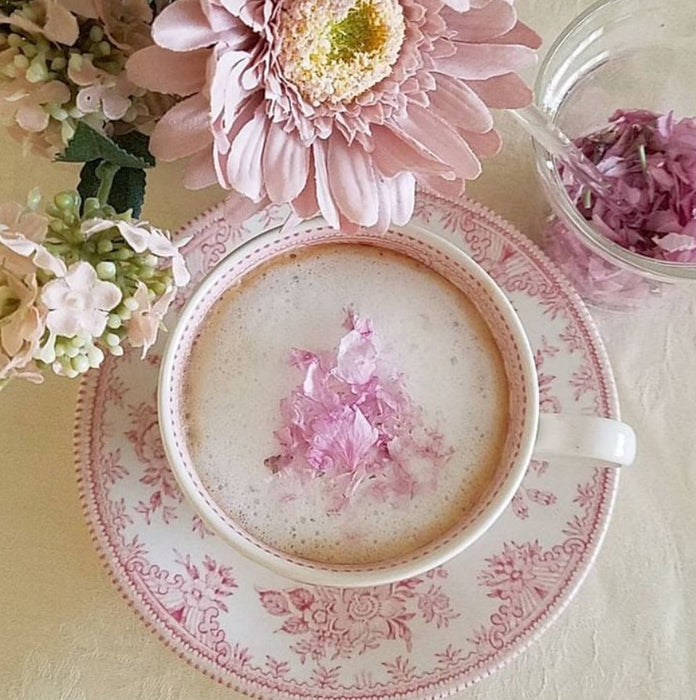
159;221;635;588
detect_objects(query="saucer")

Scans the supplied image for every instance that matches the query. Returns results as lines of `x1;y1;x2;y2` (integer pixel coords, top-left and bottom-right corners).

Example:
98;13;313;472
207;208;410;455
74;191;620;699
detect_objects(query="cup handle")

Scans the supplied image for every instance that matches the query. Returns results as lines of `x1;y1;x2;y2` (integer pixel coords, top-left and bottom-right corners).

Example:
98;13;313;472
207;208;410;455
534;414;636;467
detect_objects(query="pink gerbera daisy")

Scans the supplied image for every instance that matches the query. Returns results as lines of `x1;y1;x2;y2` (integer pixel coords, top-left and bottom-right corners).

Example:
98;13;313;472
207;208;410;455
128;0;539;231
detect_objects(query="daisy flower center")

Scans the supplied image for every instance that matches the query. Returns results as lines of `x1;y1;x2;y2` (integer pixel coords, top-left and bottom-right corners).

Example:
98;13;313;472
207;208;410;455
278;0;405;106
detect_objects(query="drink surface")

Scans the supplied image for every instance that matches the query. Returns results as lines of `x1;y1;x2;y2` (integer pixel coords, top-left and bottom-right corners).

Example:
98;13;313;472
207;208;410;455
183;243;509;564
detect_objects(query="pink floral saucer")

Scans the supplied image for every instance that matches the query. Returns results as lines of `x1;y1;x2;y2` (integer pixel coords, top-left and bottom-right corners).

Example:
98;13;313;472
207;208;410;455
74;191;620;699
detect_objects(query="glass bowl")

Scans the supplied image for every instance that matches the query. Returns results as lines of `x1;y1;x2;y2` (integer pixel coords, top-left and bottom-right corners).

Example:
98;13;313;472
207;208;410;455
534;0;696;308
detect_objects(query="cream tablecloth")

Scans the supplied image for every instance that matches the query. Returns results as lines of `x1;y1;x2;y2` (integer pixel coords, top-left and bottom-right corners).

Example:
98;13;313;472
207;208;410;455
2;1;695;698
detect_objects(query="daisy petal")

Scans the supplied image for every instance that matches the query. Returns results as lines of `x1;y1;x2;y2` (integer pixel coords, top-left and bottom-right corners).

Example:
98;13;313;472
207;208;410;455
313;140;339;229
489;21;542;49
435;42;536;80
371;125;452;178
150;93;212;161
398;104;481;180
387;172;416;226
442;1;516;43
430;73;493;134
328;137;379;227
467;72;533;108
153;0;227;51
263;124;310;203
184;147;219;190
127;46;210;97
227;106;268;202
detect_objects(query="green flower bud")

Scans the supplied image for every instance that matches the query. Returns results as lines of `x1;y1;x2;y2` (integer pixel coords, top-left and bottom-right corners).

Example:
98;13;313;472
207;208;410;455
142;253;158;268
50;56;67;71
84;198;102;217
25;59;48;83
70;336;84;348
86;345;104;368
106;313;121;330
96;261;117;280
72;354;90;374
60;120;75;144
21;43;37;58
65;344;80;358
89;26;104;43
97;41;111;57
54;191;78;211
21;6;37;22
109;345;124;357
13;53;30;71
113;248;133;261
26;188;41;210
68;53;83;71
96;238;114;254
105;332;120;348
123;296;139;311
54;344;65;358
7;34;23;49
46;103;68;121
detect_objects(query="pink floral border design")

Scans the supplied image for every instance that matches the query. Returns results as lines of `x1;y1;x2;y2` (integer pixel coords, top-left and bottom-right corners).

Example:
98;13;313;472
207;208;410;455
74;191;620;699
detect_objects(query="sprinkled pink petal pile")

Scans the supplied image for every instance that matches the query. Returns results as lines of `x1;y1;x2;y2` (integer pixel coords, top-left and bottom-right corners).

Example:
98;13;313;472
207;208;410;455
266;311;453;510
562;109;696;262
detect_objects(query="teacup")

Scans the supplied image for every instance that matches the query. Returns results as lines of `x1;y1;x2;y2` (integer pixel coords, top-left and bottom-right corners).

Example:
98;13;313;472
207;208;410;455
158;221;635;587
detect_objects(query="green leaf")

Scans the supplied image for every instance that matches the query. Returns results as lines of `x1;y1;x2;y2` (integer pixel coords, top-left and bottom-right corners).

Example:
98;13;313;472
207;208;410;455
76;160;101;203
108;168;147;217
58;123;153;170
77;161;148;218
113;131;156;168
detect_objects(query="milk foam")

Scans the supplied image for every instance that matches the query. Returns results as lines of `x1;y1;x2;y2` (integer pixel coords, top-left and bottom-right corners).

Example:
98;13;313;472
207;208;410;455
183;244;509;565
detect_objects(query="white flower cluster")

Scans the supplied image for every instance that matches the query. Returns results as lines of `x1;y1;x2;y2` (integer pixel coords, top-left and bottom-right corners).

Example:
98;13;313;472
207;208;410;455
0;190;188;387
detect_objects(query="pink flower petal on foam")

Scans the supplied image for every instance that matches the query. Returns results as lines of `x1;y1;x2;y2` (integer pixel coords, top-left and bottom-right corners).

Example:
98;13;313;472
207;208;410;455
266;312;455;507
127;46;210;96
334;329;377;385
150;93;212;161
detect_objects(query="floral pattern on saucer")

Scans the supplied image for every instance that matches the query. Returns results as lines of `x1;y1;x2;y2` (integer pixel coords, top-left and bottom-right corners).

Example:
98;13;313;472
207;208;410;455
75;191;619;699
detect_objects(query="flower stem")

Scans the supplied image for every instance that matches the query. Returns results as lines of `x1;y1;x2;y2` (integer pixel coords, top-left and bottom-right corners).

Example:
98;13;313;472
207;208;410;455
96;161;120;206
